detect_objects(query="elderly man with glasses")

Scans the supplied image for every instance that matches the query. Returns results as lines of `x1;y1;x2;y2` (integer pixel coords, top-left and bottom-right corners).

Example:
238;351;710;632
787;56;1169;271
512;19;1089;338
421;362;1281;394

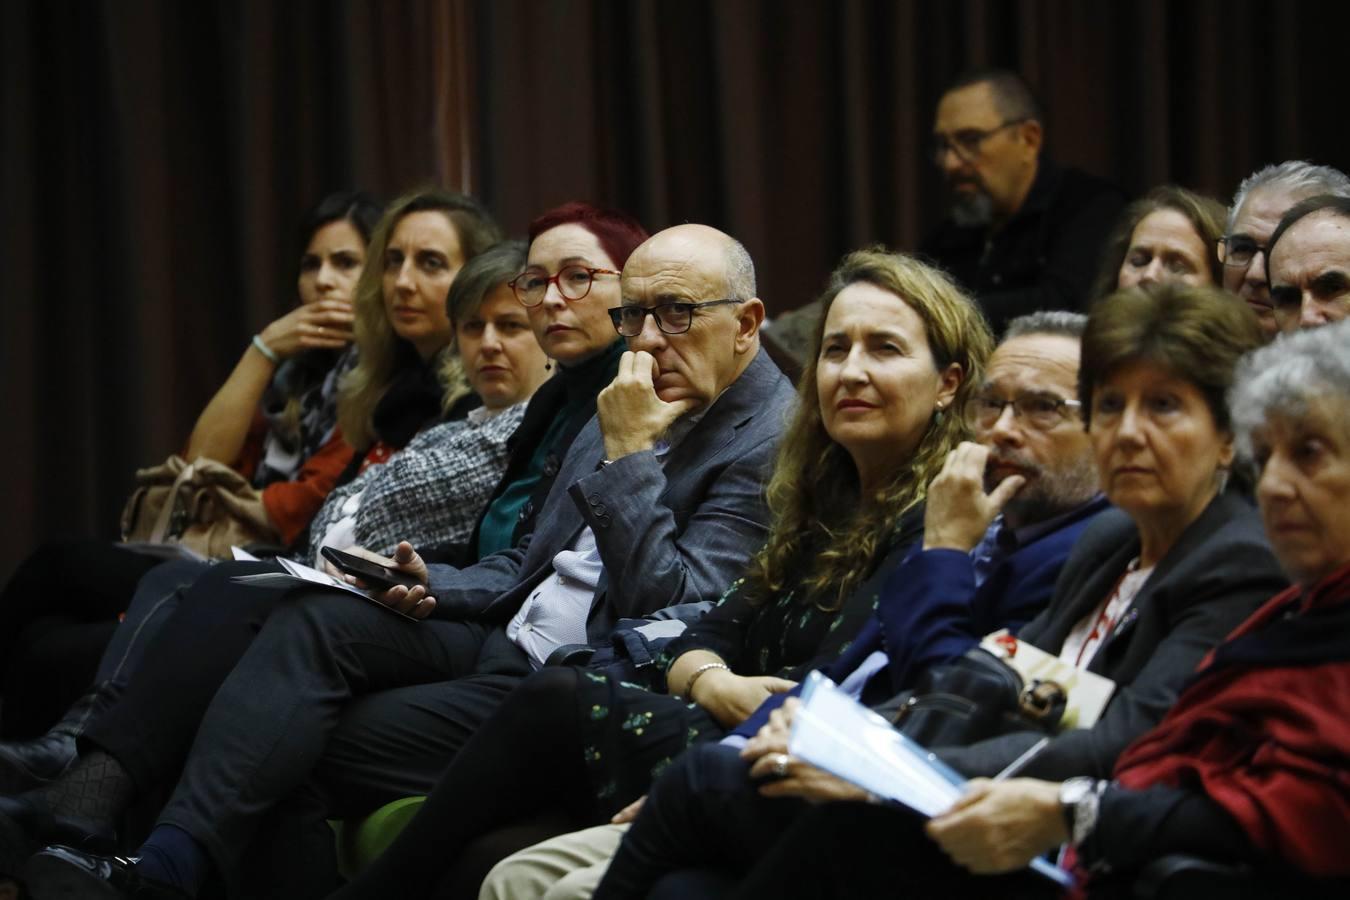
922;70;1125;336
21;224;798;900
1218;160;1350;341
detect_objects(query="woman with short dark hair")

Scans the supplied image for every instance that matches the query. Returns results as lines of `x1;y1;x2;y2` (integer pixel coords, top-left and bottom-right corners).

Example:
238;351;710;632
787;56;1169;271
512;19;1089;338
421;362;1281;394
921;317;1350;896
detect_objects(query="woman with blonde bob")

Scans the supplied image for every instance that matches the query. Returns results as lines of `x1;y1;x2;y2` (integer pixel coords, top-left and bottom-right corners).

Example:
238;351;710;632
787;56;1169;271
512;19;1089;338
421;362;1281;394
325;248;994;898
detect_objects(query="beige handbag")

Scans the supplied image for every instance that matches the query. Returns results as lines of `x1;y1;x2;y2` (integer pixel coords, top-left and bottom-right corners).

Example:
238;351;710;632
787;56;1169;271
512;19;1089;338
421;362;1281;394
120;455;280;559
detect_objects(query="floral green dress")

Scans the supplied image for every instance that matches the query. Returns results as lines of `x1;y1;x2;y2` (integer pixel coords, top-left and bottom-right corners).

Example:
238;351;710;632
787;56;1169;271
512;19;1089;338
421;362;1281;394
577;507;924;817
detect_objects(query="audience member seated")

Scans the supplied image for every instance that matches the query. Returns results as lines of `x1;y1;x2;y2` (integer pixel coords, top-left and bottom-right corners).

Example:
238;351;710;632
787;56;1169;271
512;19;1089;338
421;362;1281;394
1089;185;1225;299
1266;193;1350;332
0;189;509;865
921;69;1125;334
586;281;1287;900
916;318;1350;897
477;307;1108;900
309;247;994;900
1219;161;1350;340
302;241;549;565
18;223;799;899
0;191;381;747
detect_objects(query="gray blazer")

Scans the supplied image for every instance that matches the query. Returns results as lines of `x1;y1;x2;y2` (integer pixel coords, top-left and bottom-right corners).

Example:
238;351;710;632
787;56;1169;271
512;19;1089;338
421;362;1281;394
426;347;797;642
937;489;1288;780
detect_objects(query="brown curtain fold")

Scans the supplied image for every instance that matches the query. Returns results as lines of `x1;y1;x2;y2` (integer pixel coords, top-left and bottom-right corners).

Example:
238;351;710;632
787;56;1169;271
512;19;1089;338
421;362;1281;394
3;0;1349;580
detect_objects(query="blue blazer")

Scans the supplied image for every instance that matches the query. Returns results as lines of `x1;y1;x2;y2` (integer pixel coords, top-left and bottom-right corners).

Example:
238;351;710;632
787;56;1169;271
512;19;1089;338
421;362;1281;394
731;496;1108;739
831;495;1110;694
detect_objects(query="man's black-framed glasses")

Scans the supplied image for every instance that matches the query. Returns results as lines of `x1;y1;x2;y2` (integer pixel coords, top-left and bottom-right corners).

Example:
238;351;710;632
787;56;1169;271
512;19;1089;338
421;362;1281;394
608;299;740;336
1218;235;1267;269
931;118;1027;163
509;265;620;307
967;391;1082;431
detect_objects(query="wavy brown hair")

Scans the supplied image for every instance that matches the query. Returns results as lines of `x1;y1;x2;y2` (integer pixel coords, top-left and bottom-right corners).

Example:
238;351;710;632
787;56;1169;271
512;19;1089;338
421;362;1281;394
1088;185;1227;303
744;248;993;611
337;187;502;449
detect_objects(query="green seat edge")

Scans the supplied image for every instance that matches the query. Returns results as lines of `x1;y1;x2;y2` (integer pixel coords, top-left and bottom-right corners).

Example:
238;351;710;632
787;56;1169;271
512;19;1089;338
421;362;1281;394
330;795;428;879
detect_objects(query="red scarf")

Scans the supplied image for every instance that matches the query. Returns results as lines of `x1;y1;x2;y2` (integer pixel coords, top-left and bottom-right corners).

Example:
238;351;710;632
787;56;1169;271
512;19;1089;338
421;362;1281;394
1111;563;1350;876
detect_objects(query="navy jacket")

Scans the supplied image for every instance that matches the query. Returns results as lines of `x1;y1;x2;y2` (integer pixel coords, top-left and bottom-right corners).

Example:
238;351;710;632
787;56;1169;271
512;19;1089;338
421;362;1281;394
834;495;1110;696
731;496;1108;739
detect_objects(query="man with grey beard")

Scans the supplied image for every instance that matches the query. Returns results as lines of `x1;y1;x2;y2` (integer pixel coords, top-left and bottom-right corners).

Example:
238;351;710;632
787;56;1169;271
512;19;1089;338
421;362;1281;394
922;70;1124;336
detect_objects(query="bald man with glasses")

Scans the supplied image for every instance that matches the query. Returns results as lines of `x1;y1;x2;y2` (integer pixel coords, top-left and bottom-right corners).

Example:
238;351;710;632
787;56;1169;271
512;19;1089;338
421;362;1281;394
20;225;799;900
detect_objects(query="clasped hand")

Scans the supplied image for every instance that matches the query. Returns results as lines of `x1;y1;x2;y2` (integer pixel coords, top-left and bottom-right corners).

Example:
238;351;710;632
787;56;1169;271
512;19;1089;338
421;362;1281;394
596;351;700;460
922;442;1027;552
259;299;355;358
321;541;435;619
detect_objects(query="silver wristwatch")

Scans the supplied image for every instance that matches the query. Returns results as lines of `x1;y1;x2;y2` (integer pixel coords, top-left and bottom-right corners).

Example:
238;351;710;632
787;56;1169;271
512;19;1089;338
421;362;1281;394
1058;776;1105;846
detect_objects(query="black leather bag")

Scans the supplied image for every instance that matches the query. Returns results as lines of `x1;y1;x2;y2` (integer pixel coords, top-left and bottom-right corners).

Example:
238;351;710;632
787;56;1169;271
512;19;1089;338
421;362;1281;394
877;647;1067;748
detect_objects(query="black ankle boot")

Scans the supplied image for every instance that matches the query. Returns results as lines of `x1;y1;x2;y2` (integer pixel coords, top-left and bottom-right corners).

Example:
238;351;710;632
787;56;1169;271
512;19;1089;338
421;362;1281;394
0;782;121;874
0;685;111;795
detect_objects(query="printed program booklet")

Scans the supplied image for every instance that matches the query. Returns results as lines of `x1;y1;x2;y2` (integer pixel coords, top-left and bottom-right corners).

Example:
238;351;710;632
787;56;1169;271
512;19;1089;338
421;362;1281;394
788;671;1075;888
230;555;419;620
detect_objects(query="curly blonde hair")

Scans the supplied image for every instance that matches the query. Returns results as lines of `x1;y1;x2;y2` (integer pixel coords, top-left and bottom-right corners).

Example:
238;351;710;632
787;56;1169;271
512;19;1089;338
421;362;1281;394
744;248;993;611
337;187;502;449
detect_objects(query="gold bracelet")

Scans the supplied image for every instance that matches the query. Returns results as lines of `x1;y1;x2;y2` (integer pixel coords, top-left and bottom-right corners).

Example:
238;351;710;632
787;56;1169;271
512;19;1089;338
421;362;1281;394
681;662;730;699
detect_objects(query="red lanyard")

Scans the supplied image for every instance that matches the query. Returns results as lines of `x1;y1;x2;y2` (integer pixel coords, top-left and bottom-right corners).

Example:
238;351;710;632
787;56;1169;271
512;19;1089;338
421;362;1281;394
1075;570;1133;668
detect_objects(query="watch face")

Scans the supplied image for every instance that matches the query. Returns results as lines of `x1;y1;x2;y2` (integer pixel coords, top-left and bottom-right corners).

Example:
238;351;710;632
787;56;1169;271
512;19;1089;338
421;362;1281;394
1059;777;1094;805
1060;778;1102;846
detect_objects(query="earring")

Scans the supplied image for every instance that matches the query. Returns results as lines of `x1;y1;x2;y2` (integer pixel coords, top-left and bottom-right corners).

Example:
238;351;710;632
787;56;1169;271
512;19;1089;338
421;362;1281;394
545;360;553;372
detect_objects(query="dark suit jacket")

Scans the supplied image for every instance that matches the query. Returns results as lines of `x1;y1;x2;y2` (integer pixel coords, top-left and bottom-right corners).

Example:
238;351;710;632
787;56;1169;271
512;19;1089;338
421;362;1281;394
937;489;1289;780
425;347;798;642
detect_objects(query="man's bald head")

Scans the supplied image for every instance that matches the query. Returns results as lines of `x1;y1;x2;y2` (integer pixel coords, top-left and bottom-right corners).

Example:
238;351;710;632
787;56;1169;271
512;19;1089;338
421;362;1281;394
624;224;755;297
619;224;765;407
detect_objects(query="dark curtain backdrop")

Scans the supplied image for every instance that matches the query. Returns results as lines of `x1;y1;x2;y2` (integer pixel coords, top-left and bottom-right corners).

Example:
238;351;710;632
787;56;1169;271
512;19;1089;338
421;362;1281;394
4;0;1348;579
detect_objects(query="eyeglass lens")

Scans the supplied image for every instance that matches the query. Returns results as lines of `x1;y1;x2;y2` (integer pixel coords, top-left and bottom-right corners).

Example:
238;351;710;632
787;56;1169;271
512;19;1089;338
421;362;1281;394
970;394;1072;430
514;265;598;305
1224;238;1263;267
615;304;693;336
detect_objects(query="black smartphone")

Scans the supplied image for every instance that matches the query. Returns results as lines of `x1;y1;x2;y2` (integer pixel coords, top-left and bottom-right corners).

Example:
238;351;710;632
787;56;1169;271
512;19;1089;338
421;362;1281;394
320;546;423;591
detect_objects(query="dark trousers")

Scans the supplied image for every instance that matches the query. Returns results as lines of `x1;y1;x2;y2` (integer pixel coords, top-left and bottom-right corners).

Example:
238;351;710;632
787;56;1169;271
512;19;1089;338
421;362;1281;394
153;587;533;893
594;742;1056;900
325;667;600;900
82;560;289;791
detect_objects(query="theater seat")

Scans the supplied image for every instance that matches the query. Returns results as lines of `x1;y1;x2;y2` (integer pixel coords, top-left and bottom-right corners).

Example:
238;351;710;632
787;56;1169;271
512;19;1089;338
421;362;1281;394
331;796;426;878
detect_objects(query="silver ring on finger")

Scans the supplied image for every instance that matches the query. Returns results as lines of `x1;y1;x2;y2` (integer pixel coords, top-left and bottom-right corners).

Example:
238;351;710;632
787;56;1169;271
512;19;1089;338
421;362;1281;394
772;753;791;778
